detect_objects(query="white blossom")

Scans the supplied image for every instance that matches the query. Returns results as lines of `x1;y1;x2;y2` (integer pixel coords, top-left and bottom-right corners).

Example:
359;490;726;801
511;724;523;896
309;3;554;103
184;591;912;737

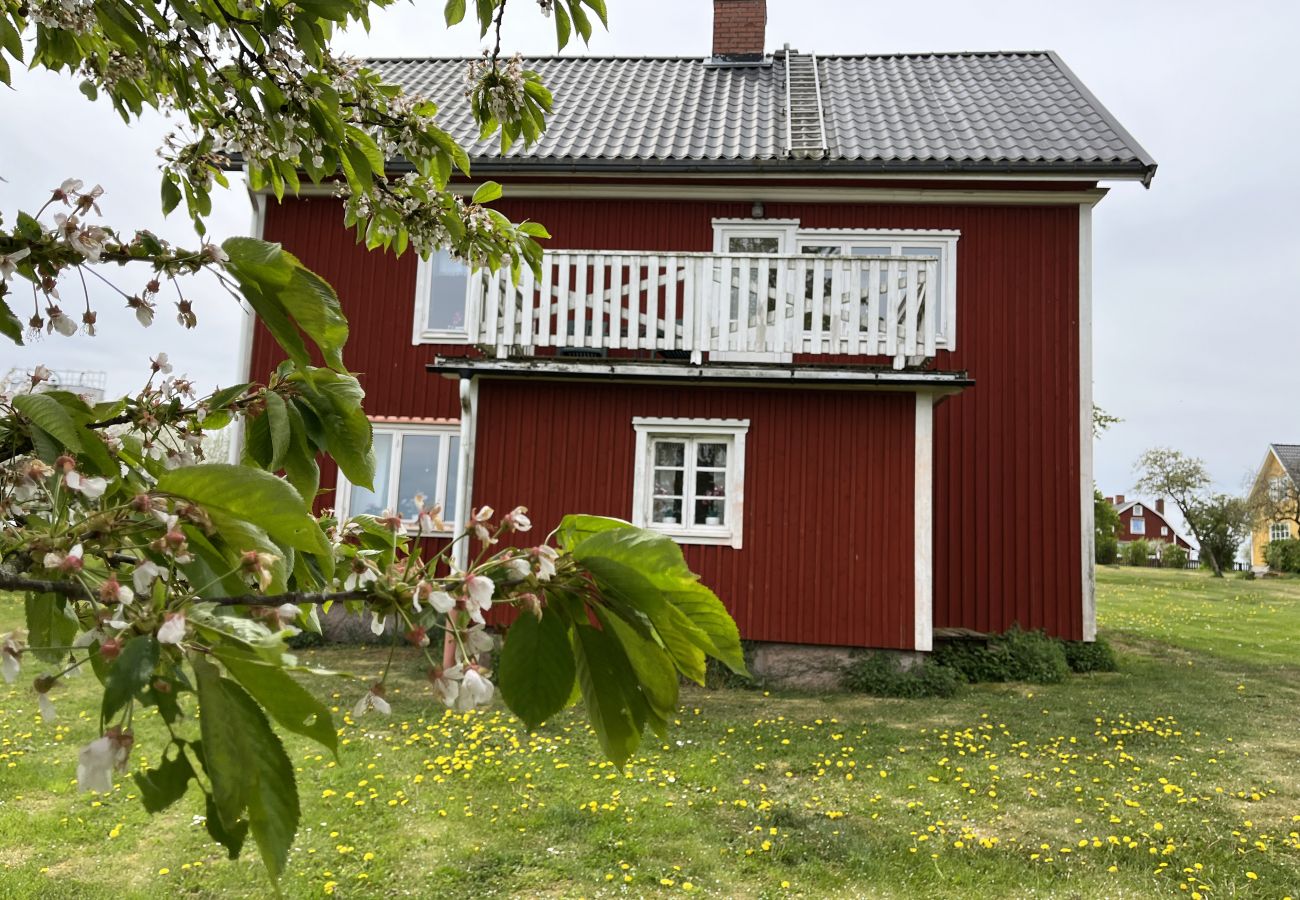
0;247;31;282
64;469;107;499
504;506;532;532
533;545;559;582
352;686;391;718
428;668;459;707
132;560;163;595
447;663;494;711
0;632;22;684
76;729;132;794
463;574;494;625
156;612;186;645
38;693;57;723
369;610;388;636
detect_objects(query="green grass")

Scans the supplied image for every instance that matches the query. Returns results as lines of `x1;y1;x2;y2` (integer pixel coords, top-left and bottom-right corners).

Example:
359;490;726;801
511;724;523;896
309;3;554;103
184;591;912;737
0;568;1298;898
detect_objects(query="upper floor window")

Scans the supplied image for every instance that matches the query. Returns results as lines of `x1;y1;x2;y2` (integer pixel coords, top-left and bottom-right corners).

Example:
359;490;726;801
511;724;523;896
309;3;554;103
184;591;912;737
631;418;749;548
413;250;471;343
336;421;460;533
1270;522;1291;542
711;220;959;349
1132;504;1144;517
1268;475;1290;503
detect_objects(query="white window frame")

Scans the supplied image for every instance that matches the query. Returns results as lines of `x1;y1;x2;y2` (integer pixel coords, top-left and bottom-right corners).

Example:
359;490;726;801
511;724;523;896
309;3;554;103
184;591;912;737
1161;526;1169;537
711;219;960;351
1132;504;1144;517
1268;476;1289;503
1129;518;1145;535
412;251;472;345
1270;522;1291;542
335;421;460;534
631;417;749;548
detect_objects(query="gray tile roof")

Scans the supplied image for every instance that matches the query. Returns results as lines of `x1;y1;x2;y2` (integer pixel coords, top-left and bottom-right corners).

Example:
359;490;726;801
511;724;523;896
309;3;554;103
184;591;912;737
1271;444;1300;485
370;51;1155;180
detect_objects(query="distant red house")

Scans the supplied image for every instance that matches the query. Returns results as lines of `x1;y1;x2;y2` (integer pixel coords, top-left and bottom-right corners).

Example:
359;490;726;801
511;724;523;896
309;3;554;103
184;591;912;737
1107;495;1191;551
238;1;1155;651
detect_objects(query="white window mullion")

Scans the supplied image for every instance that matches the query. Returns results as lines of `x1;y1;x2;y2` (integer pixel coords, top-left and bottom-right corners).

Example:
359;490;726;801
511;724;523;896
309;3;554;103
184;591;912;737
435;434;451;516
387;433;403;513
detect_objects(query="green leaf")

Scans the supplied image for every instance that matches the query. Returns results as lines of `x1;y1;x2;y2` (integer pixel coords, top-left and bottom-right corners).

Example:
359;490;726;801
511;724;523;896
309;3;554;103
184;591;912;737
0;296;22;344
444;0;466;25
102;636;159;727
553;0;572;49
281;400;320;504
214;645;338;756
157;463;329;557
161;176;182;215
134;746;195;813
204;789;249;859
572;624;641;767
565;522;748;677
598;608;679;733
12;393;83;451
193;656;300;880
222;237;350;372
497;610;575;730
286;368;374;489
471;180;502;204
24;593;79;664
264;391;290;471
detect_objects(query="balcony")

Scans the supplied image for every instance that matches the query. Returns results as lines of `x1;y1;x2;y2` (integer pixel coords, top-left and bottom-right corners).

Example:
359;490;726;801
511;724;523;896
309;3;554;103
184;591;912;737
466;251;951;370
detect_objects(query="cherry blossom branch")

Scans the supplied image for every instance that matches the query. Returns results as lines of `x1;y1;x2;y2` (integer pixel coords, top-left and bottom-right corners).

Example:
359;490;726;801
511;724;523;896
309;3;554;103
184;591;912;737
0;573;373;608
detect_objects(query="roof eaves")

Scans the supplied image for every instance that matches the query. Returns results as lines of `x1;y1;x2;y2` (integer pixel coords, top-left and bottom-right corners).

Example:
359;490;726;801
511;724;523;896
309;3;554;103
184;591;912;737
1043;50;1158;188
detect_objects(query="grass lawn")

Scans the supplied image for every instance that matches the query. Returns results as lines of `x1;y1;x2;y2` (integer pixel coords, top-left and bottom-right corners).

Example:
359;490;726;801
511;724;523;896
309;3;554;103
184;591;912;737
1;568;1299;898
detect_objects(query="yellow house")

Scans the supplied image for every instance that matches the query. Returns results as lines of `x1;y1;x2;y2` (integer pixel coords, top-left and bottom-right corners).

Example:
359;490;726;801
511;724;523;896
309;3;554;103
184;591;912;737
1248;443;1300;569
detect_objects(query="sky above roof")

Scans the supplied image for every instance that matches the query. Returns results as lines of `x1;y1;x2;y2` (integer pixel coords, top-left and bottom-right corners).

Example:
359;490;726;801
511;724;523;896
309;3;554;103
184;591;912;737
3;0;1297;504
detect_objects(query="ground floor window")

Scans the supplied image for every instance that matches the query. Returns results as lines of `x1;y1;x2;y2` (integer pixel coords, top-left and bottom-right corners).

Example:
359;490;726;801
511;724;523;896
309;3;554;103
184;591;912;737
336;422;460;533
631;418;749;548
1130;518;1145;535
1270;522;1291;542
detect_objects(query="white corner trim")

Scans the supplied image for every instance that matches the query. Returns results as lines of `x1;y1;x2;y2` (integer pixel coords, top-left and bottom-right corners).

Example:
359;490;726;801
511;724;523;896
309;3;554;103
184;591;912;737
453;377;479;572
230;190;267;464
631;418;749;549
914;392;934;652
1079;203;1096;642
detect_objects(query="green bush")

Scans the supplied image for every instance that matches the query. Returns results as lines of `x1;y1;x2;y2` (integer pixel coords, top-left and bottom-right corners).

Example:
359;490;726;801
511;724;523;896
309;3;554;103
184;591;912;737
1062;636;1118;673
1161;545;1189;569
842;652;961;698
705;642;759;690
1096;534;1119;565
1123;540;1150;567
932;626;1070;685
1264;538;1300;573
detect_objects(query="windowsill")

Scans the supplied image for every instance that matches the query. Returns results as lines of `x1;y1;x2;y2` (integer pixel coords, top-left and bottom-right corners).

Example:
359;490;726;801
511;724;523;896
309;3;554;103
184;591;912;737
414;329;470;345
646;523;740;548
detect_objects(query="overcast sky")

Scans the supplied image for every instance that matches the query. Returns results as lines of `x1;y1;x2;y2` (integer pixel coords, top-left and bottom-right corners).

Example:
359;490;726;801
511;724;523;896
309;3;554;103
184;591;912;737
4;0;1298;505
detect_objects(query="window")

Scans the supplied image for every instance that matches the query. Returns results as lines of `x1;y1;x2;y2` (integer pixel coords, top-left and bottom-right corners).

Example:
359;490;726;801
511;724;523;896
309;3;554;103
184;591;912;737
631;418;749;548
335;422;460;532
711;220;960;349
1132;504;1144;517
413;249;471;343
1130;518;1146;535
1161;526;1169;537
1271;522;1291;542
1269;476;1289;502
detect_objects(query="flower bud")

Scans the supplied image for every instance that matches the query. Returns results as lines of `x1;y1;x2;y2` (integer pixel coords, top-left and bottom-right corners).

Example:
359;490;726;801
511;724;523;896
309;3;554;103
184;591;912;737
100;637;122;661
33;674;56;694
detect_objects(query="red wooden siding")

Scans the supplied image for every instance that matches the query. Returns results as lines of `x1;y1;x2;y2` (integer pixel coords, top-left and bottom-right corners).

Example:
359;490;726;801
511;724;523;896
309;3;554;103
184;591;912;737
255;192;1084;643
472;380;917;649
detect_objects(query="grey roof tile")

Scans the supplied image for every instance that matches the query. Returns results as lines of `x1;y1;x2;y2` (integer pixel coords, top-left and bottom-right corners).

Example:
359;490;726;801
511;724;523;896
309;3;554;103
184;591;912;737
370;51;1155;178
1272;444;1300;485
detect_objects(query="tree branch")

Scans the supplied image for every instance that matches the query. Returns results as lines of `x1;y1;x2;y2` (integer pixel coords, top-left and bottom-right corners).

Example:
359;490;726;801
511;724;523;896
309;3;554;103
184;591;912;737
0;573;374;608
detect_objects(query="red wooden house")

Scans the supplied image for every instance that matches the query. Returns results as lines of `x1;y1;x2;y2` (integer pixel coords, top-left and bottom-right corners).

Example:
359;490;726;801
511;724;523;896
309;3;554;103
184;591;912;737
1107;495;1192;552
239;0;1156;655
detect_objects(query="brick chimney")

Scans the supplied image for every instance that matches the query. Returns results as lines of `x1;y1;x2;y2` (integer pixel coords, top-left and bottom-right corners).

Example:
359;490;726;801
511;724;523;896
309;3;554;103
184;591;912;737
1156;498;1165;515
1115;494;1125;505
712;0;766;62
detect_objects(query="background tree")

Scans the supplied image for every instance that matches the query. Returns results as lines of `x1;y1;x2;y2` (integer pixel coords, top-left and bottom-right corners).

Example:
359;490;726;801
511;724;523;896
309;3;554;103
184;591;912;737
0;0;748;886
1094;488;1120;565
1134;448;1247;576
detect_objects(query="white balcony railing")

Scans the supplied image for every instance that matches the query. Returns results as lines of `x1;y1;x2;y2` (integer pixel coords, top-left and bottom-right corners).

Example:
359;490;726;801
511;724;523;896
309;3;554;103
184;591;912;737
467;251;949;368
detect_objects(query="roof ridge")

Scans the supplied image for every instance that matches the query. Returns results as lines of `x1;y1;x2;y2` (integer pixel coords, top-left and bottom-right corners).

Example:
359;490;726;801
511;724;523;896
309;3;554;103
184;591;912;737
366;50;1056;63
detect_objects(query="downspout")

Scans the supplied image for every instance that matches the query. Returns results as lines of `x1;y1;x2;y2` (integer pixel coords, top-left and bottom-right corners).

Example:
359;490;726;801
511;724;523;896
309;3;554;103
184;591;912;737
230;188;267;464
453;374;479;574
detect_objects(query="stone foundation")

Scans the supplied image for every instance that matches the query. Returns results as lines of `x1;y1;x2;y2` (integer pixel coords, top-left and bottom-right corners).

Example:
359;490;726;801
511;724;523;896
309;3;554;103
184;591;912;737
747;642;925;691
